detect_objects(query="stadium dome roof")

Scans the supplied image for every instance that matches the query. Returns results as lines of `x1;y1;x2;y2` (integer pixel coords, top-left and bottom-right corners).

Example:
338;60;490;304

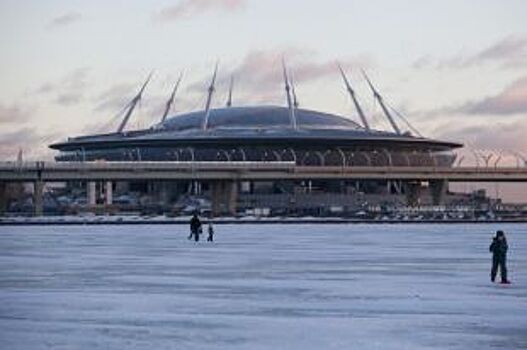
160;106;363;131
50;105;462;150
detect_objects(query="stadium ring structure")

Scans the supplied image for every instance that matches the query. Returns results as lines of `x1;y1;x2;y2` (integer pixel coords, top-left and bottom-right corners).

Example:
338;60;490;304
50;64;462;166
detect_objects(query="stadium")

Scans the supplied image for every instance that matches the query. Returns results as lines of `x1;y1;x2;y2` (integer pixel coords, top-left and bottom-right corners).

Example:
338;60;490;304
48;64;464;216
50;105;461;167
50;64;461;167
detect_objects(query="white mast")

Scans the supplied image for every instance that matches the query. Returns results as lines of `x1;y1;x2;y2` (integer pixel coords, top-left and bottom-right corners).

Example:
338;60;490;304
160;72;184;123
282;59;297;130
337;63;370;130
362;69;401;135
202;62;218;131
117;72;153;133
226;75;234;107
17;148;23;165
290;72;299;109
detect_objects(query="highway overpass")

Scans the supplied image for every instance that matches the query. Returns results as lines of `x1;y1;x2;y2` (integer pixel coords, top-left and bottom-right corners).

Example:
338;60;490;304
1;161;527;182
1;161;527;216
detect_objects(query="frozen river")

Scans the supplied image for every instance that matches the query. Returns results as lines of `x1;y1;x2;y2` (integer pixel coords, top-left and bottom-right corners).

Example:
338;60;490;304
1;224;526;349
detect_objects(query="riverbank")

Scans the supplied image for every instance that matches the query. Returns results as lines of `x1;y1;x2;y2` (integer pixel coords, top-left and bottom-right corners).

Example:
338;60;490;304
2;216;527;225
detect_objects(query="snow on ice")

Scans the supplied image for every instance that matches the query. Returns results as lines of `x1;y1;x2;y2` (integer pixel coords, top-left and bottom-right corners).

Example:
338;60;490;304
0;224;526;349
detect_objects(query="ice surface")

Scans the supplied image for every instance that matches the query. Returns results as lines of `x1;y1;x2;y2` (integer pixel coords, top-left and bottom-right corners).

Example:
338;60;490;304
0;224;526;349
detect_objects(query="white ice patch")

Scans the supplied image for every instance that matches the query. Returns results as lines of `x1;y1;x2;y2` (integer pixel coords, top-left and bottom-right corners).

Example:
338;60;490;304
0;224;526;349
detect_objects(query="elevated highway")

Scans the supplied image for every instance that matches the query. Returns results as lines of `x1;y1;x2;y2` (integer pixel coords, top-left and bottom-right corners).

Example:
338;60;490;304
1;161;527;182
1;161;527;216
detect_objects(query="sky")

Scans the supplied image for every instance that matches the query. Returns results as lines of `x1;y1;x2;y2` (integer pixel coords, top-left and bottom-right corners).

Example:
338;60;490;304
1;0;527;200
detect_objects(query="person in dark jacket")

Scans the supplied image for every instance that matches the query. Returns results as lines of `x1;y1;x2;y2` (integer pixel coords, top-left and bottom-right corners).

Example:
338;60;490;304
489;230;510;284
207;222;214;242
189;213;202;242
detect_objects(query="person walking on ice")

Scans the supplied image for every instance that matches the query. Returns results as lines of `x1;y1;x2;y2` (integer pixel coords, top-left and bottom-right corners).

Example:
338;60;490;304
189;212;202;242
207;222;214;242
489;230;510;284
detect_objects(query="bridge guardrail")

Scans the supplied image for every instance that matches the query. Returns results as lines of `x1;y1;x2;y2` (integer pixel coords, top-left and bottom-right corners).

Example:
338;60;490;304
1;161;527;182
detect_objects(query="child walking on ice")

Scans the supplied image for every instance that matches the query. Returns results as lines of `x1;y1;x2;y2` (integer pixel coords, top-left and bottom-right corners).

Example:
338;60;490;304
207;222;214;242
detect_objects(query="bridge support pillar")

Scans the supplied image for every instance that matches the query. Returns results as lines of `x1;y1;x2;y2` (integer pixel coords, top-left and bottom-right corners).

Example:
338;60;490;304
34;180;44;217
211;180;238;217
0;182;7;215
105;181;113;205
87;181;96;206
211;181;220;216
227;181;238;215
404;181;421;207
430;180;447;206
157;181;173;205
115;181;129;194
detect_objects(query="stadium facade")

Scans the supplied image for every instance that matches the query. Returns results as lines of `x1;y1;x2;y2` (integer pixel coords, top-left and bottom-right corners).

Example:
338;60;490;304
49;64;463;216
50;105;459;167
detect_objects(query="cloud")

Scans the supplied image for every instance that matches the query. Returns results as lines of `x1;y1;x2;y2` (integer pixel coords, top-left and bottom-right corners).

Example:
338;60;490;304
458;75;527;115
34;83;55;95
0;103;32;124
48;12;83;28
408;75;527;119
433;119;527;152
470;36;527;65
34;68;90;106
55;93;83;106
185;48;375;105
184;49;297;104
234;48;373;85
156;0;246;21
413;35;527;70
88;81;165;132
0;104;69;159
1;127;38;145
0;127;58;160
92;83;135;113
412;55;434;69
